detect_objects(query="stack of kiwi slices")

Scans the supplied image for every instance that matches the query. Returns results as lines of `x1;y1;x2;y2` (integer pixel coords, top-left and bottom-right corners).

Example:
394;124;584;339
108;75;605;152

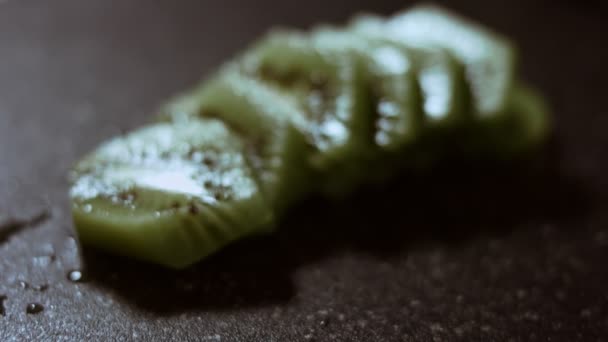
70;4;550;269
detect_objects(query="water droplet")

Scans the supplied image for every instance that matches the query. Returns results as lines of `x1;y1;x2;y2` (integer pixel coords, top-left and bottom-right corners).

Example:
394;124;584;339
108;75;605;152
26;303;44;315
82;204;93;213
320;318;330;327
67;270;85;282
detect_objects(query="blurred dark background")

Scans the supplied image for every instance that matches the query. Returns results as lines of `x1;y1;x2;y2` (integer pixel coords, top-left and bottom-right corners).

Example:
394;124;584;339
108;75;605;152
1;0;607;340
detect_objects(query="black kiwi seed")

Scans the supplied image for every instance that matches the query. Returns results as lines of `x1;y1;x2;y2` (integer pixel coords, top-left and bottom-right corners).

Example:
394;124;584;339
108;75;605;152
214;190;229;201
188;203;199;215
187;148;203;162
118;191;137;202
203;156;216;167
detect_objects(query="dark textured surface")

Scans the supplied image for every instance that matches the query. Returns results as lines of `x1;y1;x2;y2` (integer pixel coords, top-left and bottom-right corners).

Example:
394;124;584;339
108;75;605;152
1;0;608;341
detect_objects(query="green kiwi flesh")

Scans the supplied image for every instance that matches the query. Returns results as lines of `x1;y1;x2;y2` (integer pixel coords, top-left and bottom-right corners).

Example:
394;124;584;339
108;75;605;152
242;32;373;168
384;4;516;119
458;83;550;160
70;119;273;268
161;70;312;215
240;31;374;196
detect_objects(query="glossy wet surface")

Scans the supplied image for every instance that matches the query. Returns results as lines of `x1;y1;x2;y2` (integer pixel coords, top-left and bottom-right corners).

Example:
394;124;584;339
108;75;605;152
1;0;607;340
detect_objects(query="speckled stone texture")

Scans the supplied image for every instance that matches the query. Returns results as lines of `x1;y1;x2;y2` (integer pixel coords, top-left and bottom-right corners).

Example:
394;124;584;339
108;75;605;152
1;0;607;341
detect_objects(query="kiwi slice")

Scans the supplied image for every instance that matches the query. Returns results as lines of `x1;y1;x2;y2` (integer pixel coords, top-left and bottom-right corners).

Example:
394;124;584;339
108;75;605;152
306;28;424;185
160;69;312;215
368;45;421;151
349;17;469;129
383;4;516;119
68;5;551;270
240;30;374;196
349;15;474;168
70;119;274;269
310;28;422;153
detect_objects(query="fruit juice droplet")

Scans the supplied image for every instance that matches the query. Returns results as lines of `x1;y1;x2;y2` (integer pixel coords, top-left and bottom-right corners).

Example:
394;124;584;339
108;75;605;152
67;270;85;282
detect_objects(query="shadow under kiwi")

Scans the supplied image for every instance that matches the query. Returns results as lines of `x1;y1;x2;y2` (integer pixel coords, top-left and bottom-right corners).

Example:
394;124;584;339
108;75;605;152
82;141;594;314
